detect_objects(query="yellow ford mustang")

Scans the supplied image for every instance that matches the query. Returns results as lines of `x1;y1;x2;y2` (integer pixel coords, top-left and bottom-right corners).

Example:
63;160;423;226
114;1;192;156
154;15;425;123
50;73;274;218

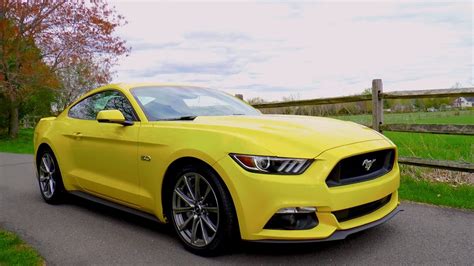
34;83;401;255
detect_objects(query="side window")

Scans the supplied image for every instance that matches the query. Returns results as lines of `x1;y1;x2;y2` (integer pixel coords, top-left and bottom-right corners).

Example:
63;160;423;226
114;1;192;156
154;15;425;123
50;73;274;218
103;94;136;121
68;91;137;121
68;93;103;120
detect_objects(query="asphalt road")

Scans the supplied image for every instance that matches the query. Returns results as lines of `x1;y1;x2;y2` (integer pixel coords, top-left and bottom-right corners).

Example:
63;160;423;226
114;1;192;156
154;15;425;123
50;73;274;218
1;152;473;265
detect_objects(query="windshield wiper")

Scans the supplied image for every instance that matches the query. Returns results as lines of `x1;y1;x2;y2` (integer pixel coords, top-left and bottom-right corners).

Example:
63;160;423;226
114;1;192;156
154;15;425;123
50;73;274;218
158;116;197;121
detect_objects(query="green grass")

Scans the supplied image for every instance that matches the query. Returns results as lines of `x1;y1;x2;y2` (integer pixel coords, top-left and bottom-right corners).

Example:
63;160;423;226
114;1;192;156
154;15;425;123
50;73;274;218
333;111;474;163
0;129;34;154
0;230;43;265
385;131;473;162
399;175;474;210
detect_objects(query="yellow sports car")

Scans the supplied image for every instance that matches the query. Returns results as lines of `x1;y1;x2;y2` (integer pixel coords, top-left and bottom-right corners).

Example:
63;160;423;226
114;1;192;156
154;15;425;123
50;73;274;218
34;84;401;256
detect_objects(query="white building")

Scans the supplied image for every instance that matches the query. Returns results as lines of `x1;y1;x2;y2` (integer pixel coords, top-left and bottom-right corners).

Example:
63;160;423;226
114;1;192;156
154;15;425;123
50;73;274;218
453;97;474;108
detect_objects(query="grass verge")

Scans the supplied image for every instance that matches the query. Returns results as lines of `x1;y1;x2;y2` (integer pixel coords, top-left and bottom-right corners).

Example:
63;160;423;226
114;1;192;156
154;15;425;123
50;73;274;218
385;131;473;162
399;175;474;210
0;230;43;265
0;129;34;154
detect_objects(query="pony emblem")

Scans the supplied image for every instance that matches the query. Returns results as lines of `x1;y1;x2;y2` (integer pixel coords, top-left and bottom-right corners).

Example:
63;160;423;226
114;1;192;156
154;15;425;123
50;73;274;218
362;159;376;171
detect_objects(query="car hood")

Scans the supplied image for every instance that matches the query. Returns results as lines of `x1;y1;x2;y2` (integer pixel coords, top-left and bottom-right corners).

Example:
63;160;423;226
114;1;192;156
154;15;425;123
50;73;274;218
188;115;387;158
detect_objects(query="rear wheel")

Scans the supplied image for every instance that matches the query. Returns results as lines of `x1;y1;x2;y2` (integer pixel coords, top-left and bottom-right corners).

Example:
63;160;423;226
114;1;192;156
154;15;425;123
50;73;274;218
37;148;65;204
168;164;238;256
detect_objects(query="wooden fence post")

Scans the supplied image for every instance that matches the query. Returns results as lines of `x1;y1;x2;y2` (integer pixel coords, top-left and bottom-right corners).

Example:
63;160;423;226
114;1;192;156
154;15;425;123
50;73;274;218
372;79;383;132
235;94;244;100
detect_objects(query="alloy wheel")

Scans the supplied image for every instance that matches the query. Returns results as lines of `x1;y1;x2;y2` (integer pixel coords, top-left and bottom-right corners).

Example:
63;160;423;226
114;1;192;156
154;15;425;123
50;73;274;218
38;153;56;199
172;172;219;247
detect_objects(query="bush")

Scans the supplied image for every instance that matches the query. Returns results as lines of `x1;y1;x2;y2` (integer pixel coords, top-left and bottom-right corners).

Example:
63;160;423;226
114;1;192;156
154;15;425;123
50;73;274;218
20;87;55;120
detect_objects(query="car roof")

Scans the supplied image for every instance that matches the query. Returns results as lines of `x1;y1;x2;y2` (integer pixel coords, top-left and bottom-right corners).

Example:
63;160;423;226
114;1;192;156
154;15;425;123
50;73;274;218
113;83;205;91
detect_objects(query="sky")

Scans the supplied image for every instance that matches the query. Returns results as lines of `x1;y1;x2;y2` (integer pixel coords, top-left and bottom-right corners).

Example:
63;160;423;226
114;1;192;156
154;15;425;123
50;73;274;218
110;1;473;101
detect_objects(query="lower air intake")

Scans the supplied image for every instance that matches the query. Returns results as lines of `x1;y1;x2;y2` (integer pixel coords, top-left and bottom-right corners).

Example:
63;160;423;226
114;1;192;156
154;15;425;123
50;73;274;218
333;194;392;222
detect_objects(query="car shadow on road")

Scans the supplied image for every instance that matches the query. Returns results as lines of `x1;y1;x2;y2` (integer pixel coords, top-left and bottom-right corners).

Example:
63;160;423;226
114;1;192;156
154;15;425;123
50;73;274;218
63;194;175;238
62;193;397;258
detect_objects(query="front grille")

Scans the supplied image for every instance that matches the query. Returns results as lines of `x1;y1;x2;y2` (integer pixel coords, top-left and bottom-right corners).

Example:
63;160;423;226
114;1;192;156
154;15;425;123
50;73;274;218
326;149;395;187
333;194;392;222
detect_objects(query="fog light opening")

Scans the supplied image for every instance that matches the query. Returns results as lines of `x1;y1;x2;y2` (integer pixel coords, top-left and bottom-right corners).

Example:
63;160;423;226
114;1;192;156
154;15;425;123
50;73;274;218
265;207;318;230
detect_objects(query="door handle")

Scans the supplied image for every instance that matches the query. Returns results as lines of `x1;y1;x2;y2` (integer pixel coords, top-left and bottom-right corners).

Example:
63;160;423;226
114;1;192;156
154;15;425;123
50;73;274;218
73;132;82;139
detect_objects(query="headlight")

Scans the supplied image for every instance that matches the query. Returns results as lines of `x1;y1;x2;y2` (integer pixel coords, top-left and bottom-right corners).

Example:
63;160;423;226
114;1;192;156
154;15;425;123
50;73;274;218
230;154;313;175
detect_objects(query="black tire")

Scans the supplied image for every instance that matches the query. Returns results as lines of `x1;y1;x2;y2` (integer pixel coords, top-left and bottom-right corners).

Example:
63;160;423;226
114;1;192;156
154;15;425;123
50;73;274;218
166;164;239;256
36;147;66;204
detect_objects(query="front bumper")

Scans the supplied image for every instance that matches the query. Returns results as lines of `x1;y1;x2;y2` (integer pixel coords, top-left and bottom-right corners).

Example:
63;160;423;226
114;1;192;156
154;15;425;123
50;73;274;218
212;139;401;241
249;206;403;243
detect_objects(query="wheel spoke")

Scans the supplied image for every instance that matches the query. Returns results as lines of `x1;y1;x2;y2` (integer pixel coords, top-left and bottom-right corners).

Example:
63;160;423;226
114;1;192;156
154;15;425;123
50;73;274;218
173;206;193;214
43;180;50;194
174;188;195;207
203;206;218;213
201;214;217;233
48;161;55;173
178;215;194;231
39;164;48;175
200;217;209;245
191;216;199;243
183;175;195;200
47;154;56;173
194;174;201;200
39;174;48;182
202;185;211;201
48;179;55;194
42;157;50;173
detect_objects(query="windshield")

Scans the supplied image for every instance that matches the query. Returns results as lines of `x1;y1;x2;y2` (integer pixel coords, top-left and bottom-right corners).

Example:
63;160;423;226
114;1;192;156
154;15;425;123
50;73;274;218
131;86;261;121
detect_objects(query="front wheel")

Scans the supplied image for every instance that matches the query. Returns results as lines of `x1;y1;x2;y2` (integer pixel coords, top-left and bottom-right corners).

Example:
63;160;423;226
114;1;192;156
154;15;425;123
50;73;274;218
168;164;238;256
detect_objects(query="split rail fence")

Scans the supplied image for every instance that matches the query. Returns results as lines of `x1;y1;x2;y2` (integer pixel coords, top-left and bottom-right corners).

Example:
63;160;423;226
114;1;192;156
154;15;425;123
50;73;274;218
241;79;474;173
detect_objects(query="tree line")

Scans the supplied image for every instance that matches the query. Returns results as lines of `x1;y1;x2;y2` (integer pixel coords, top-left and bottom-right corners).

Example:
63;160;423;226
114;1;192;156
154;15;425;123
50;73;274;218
247;88;461;117
0;1;129;138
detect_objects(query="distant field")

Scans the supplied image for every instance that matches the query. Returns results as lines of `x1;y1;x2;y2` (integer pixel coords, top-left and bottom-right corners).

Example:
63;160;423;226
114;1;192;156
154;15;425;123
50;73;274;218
332;110;474;163
385;132;472;162
332;110;474;125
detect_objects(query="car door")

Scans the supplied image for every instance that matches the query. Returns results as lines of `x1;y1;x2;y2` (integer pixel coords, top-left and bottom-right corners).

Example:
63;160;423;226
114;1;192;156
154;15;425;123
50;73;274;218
67;90;142;206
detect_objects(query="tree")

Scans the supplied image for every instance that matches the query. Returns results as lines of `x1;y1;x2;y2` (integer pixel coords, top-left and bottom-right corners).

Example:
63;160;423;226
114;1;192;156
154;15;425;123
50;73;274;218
361;88;371;95
0;18;58;137
0;1;129;137
0;93;8;134
54;59;109;113
247;97;267;105
359;88;372;113
21;86;56;121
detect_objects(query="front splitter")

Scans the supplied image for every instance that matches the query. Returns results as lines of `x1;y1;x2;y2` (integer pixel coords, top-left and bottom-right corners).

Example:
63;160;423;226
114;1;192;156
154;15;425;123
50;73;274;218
248;206;403;244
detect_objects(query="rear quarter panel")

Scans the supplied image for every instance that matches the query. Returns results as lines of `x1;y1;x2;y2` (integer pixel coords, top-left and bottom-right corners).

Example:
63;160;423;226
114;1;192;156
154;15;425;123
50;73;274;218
34;115;80;191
